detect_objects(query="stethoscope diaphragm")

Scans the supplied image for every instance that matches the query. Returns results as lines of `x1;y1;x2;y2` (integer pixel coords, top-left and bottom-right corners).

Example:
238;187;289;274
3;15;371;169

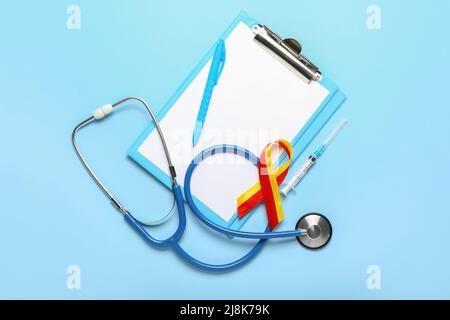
296;213;332;249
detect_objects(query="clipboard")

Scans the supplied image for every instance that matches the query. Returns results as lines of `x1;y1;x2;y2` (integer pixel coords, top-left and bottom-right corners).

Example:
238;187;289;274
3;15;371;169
128;11;346;230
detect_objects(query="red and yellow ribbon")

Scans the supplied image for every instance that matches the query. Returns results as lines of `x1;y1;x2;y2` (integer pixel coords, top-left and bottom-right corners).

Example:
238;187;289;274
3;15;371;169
236;140;293;230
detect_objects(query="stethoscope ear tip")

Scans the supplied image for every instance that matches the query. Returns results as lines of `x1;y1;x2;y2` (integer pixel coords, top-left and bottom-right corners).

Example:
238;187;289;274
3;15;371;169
296;213;332;250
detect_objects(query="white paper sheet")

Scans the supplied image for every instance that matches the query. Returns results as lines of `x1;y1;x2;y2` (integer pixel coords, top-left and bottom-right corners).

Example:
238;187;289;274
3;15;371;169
137;22;330;223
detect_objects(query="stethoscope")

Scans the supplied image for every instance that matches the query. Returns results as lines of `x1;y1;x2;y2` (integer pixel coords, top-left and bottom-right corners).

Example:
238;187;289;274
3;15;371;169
72;96;333;272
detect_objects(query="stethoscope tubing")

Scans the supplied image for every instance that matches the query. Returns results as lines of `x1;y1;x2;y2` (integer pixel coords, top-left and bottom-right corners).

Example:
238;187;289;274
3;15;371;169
183;145;302;240
125;145;302;272
124;184;186;248
123;184;267;272
73;97;302;272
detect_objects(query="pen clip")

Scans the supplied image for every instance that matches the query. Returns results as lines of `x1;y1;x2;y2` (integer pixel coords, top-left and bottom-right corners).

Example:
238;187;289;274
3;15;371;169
215;40;226;85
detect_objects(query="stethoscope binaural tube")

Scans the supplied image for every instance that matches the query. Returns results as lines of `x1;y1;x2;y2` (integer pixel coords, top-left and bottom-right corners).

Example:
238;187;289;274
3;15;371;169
72;96;177;225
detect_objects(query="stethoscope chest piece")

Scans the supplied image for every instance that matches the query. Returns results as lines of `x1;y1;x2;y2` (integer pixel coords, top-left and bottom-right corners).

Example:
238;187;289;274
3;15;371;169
296;213;332;249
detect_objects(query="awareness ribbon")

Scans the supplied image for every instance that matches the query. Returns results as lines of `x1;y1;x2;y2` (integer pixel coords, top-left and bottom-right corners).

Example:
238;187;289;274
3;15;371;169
236;140;293;230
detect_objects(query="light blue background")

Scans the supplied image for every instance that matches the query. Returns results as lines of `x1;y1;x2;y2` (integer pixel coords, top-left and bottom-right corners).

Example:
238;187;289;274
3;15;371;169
1;0;449;299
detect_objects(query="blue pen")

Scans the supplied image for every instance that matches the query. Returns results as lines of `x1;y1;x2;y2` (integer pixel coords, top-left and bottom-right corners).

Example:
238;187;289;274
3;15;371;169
192;39;226;146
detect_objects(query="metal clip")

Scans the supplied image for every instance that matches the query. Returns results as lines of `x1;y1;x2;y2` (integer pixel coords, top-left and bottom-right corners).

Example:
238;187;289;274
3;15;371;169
252;24;322;83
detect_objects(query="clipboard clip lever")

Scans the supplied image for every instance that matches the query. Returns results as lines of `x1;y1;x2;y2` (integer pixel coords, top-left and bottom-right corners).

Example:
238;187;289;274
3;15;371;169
252;24;322;84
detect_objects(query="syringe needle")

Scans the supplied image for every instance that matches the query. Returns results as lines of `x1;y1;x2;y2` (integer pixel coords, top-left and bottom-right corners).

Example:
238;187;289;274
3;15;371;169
281;119;348;197
323;119;348;148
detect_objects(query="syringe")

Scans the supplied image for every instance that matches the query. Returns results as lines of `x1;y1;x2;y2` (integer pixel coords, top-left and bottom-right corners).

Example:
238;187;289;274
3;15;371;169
281;119;348;197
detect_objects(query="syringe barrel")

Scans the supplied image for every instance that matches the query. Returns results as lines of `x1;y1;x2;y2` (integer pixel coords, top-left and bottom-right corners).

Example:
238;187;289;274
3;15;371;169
281;156;316;196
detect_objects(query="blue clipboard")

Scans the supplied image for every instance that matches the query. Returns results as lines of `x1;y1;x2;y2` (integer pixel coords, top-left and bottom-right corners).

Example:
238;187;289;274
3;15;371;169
128;10;346;230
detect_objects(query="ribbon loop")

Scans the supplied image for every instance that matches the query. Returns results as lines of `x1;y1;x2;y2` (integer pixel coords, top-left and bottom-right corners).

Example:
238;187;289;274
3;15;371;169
236;140;293;230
